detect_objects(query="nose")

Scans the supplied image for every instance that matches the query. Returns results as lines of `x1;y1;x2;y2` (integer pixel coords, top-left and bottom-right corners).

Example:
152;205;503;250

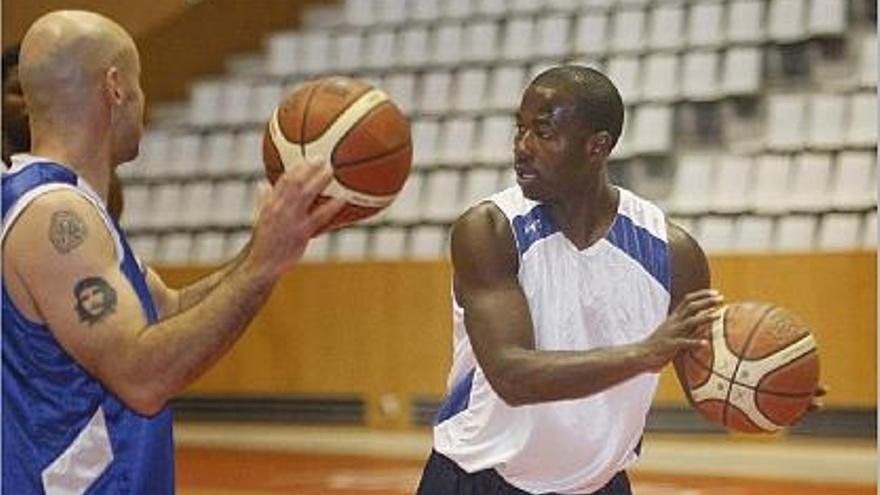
514;127;532;159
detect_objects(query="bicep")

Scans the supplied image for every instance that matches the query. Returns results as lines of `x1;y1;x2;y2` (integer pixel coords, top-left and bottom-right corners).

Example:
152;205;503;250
7;193;148;382
668;221;711;310
451;205;535;375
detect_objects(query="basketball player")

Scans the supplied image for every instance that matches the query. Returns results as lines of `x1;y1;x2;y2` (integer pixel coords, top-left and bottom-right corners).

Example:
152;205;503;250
2;10;343;493
416;66;728;495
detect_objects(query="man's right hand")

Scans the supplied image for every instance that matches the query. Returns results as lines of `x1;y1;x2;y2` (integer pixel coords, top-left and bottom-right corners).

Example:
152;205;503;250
248;157;345;279
641;289;724;371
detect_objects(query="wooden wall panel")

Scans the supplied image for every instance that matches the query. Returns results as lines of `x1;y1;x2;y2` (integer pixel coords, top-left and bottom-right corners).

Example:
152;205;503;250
159;252;876;426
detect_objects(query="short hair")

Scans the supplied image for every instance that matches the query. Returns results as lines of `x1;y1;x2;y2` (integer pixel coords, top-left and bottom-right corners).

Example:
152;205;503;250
2;45;20;84
531;65;625;148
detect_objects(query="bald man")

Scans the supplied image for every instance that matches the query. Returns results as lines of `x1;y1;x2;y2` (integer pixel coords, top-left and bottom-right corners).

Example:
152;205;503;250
2;11;343;493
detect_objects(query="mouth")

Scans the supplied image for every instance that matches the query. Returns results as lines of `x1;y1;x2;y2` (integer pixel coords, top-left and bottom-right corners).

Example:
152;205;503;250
514;163;539;181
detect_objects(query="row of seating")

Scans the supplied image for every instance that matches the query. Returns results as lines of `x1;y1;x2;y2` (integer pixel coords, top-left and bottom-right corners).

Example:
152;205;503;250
121;148;874;233
127;208;875;265
273;0;850;73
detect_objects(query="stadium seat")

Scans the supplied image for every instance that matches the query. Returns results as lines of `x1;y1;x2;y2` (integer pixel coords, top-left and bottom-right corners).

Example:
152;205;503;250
225;231;251;259
383;73;417;114
412;119;441;167
370;226;407;260
766;94;807;151
768;0;808;42
398;27;429;68
807;94;846;150
332;32;363;72
213;181;251;227
408;225;447;259
158;232;193;265
166;133;203;177
846;92;878;147
378;0;406;25
386;172;423;223
733;215;775;252
408;0;440;22
444;0;474;19
460;168;501;210
231;130;263;174
345;0;375;27
630;104;673;155
648;3;685;51
439;118;478;166
712;155;753;213
859;33;877;88
419;70;453;114
192;232;228;264
432;24;464;66
789;153;834;211
611;8;646;53
478;0;506;16
181;182;215;228
775;214;818;251
488;65;526;110
250;82;283;126
365;30;396;70
669;153;715;214
818;213;863;250
726;0;764;44
722;47;762;95
122;184;151;230
641;53;679;102
454;68;489;112
334;228;370;260
750;155;792;213
688;1;724;48
807;0;847;37
301;32;332;74
534;13;571;58
464;20;500;63
862;211;877;249
422;170;462;222
574;11;609;57
696;216;736;253
266;32;299;77
606;56;641;103
129;234;159;264
189;80;223;126
831;151;876;209
479;115;515;163
501;17;536;61
681;50;720;101
220;80;253;125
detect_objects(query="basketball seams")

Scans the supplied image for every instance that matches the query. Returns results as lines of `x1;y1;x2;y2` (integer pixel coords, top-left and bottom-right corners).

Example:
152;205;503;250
752;349;818;396
305;89;392;160
721;305;775;430
299;82;320;158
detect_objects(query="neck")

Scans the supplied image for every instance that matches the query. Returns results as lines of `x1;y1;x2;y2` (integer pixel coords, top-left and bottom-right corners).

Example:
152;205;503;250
30;120;113;205
548;170;619;250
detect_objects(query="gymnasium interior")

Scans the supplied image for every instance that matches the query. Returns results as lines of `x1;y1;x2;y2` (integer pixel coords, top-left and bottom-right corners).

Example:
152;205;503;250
3;0;877;493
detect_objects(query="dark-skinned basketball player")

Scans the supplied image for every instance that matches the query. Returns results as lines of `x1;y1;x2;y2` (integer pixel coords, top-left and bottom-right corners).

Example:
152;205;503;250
417;66;823;495
2;11;344;493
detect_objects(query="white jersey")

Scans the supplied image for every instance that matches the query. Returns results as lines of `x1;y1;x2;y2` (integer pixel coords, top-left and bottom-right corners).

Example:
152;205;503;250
434;186;671;494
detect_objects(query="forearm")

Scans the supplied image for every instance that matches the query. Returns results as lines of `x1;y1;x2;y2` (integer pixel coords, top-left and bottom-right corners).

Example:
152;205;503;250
490;343;654;406
177;241;251;311
119;257;276;413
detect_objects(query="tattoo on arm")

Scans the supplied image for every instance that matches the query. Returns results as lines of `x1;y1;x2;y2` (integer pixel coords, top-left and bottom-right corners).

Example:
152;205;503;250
73;277;117;325
50;210;88;254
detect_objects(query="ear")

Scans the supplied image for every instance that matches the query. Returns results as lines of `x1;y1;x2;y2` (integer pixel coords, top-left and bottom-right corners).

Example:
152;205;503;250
588;131;614;158
104;66;124;106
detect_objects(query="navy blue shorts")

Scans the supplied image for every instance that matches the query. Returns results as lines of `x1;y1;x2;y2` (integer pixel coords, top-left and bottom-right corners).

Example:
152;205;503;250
415;450;633;495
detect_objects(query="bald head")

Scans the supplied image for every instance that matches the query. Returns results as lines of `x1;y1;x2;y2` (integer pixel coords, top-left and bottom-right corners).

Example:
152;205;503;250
19;10;145;165
19;10;138;115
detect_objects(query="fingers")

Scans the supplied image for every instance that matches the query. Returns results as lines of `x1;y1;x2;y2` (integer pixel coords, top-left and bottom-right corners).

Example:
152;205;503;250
274;156;334;212
306;197;346;235
683;307;722;332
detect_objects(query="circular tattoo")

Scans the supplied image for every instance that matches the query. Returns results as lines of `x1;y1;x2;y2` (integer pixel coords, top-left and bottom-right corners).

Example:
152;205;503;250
50;210;88;254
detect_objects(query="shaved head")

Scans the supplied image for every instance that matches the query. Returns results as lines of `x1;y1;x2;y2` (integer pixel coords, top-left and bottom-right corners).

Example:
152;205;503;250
19;10;144;165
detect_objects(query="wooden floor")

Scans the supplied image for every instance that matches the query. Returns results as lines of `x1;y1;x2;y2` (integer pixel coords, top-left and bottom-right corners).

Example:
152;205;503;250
177;447;875;495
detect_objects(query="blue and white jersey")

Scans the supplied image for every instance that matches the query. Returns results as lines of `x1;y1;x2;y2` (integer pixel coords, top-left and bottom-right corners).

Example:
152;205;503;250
2;155;174;494
434;186;671;494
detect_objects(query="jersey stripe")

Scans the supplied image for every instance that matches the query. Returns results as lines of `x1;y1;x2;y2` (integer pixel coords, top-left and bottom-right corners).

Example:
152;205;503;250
606;213;670;291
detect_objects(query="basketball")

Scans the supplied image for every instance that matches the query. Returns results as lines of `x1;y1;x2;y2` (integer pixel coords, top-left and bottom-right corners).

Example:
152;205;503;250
677;302;820;433
262;76;412;231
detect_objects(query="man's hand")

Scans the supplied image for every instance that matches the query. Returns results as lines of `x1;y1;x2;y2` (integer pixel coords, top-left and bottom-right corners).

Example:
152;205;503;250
641;289;724;372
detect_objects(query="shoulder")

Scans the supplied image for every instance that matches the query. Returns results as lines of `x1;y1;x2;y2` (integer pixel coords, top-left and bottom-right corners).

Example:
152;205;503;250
666;220;711;308
450;202;519;286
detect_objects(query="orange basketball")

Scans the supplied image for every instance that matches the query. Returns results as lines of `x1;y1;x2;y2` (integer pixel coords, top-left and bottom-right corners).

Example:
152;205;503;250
676;302;820;433
262;76;412;231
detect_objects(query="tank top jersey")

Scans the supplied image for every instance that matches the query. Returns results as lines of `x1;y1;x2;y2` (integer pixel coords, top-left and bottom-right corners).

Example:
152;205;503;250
433;186;671;494
2;155;175;494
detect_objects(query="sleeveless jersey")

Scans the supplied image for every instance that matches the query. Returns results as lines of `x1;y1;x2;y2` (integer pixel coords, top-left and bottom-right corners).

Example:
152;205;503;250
2;155;175;494
434;186;671;494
